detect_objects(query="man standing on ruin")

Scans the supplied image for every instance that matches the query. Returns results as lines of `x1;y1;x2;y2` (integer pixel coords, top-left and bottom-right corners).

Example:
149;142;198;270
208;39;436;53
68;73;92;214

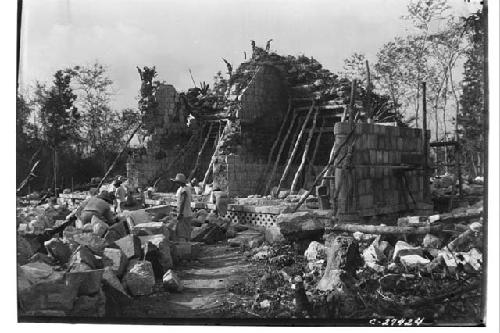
171;173;193;242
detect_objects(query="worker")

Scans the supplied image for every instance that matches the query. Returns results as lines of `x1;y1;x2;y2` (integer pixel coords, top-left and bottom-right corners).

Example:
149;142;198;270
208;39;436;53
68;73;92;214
78;190;116;226
171;173;193;242
210;187;228;217
113;179;127;213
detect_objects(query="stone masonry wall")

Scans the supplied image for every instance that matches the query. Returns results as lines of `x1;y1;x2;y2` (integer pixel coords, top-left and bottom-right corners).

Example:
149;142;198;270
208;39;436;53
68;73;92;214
334;122;429;218
214;154;295;197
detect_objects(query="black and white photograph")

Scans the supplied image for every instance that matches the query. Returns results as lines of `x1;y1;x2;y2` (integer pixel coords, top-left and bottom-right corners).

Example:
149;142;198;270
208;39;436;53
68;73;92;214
10;0;499;328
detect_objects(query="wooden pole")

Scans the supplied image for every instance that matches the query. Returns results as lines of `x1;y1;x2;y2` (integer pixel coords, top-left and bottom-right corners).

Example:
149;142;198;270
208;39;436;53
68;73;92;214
16;160;40;193
189;122;213;180
97;122;142;190
275;101;316;196
292;127;356;212
365;60;373;122
290;107;319;193
263;112;299;195
154;132;199;188
257;97;293;194
422;81;430;201
348;80;357;126
332;223;443;235
305;119;324;184
201;122;227;190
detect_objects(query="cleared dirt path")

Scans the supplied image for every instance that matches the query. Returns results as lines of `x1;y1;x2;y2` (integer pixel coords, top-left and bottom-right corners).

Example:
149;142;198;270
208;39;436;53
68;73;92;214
122;243;255;318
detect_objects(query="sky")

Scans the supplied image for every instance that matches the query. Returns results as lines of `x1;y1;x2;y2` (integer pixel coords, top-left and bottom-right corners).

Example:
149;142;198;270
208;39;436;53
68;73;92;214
18;0;477;110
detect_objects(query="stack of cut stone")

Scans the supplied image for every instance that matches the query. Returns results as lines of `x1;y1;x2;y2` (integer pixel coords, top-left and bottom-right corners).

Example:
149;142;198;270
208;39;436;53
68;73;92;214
17;208;203;317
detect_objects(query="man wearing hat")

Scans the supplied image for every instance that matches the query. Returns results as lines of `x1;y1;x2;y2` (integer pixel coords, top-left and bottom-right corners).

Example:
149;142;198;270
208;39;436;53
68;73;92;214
113;179;127;213
78;190;116;225
171;173;193;242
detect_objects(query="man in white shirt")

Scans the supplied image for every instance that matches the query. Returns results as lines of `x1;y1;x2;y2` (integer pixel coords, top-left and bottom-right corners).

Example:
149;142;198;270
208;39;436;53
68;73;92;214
171;173;193;242
113;179;127;213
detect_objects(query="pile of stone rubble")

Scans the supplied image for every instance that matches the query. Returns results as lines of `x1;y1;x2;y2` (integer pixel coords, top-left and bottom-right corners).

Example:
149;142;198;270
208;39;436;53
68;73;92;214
16;206;202;317
222;200;484;320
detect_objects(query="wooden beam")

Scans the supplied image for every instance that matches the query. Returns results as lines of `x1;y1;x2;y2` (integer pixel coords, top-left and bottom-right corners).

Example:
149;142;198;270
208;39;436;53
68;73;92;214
332;223;443;235
263;111;299;195
98;122;142;189
291;107;319;193
305;119;325;181
275;101;316;196
258;97;293;194
188;122;214;181
292;127;356;212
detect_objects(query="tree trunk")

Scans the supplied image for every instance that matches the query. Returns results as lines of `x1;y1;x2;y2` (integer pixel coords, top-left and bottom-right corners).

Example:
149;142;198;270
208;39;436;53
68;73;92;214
53;147;58;193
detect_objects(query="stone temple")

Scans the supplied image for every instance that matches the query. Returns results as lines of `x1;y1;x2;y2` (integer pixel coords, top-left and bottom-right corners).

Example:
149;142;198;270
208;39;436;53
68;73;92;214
127;46;430;221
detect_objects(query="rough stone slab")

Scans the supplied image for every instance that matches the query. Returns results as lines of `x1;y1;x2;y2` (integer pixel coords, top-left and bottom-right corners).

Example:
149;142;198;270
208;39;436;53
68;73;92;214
44;238;72;265
90;216;109;237
18;262;77;314
132;222;170;238
103;247;128;277
71;289;106;317
125;209;152;229
71;233;107;255
17;235;35;265
123;260;155;296
323;234;363;275
66;268;104;296
162;269;183;292
68;245;99;270
400;254;430;268
139;234;173;273
393;241;423;261
29;253;55;265
144;205;173;216
422;234;442;248
304;241;326;261
114;235;142;260
104;221;129;244
276;211;324;241
102;267;129;298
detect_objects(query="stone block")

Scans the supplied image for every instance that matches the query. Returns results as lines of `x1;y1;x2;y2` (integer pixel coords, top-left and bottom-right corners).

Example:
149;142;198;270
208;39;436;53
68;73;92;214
162;270;183;292
104;221;129;244
304;241;326;261
66;268;104;296
132;222;170;238
17;235;35;265
125;209;152;230
103;247;128;277
71;289;106;317
422;234;442;249
276;211;324;241
18;262;77;314
102;267;129;298
72;233;107;255
44;238;72;265
393;241;423;261
122;260;155;296
68;245;99;270
114;235;142;260
91;216;109;237
139;234;173;273
400;254;430;268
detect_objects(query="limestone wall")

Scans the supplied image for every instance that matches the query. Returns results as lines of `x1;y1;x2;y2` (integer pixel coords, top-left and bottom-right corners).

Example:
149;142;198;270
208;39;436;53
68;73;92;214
333;122;429;218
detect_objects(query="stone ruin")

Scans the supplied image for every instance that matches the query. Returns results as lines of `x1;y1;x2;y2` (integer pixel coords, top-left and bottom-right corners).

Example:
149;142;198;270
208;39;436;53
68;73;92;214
127;45;429;221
